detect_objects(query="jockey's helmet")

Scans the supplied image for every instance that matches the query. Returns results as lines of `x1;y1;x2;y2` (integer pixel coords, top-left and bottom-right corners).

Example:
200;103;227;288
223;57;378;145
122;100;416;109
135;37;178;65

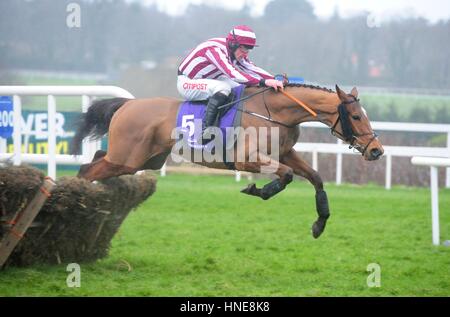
226;25;258;51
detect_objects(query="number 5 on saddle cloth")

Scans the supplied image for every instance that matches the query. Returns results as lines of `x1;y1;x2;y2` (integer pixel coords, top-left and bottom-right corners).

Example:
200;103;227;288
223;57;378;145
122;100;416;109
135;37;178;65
175;85;245;164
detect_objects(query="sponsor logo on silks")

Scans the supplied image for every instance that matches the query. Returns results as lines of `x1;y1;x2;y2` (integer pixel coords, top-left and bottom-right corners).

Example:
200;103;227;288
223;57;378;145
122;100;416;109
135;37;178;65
183;83;208;90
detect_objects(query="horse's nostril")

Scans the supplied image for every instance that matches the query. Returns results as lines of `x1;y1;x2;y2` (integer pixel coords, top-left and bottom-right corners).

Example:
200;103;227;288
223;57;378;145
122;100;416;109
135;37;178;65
371;148;381;158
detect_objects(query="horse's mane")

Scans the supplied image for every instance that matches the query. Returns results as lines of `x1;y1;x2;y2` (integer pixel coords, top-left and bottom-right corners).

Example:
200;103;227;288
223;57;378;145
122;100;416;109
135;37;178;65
285;83;335;94
246;83;336;96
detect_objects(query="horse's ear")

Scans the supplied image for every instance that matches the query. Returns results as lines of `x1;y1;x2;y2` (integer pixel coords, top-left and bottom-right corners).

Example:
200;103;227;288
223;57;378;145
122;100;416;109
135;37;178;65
351;87;358;98
335;85;347;101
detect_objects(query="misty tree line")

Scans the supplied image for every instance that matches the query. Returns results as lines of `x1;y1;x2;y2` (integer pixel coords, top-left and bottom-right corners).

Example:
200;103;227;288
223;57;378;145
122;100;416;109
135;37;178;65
1;0;450;89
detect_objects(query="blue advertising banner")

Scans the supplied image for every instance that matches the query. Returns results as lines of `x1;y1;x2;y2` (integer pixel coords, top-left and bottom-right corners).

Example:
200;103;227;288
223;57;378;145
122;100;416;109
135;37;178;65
0;96;14;138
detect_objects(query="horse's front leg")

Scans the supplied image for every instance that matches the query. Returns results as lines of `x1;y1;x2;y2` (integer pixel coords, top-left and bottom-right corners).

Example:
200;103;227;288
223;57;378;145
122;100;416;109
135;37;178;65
236;153;293;200
281;149;330;239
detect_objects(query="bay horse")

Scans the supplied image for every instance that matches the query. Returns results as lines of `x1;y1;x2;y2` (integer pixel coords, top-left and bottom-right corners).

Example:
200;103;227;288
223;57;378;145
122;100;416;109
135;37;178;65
71;84;383;238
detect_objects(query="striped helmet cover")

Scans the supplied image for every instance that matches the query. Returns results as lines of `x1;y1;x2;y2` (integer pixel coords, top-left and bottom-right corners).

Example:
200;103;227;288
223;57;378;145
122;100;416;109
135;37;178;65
226;25;258;48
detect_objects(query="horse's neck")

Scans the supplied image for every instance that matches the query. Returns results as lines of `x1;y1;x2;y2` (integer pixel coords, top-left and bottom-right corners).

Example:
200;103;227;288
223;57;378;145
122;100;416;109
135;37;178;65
272;87;340;127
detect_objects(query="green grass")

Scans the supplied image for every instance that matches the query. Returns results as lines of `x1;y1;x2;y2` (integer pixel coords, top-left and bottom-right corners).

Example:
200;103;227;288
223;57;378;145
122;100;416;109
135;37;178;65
24;77;97;86
361;93;450;121
0;174;449;296
17;75;99;112
21;96;87;112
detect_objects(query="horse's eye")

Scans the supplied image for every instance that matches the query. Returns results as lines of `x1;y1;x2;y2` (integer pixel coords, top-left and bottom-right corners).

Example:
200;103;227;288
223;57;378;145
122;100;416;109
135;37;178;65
352;115;361;120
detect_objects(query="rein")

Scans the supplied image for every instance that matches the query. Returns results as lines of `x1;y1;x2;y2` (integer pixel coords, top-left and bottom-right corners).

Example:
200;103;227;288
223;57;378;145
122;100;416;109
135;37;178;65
217;86;297;128
217;86;377;156
217;87;272;110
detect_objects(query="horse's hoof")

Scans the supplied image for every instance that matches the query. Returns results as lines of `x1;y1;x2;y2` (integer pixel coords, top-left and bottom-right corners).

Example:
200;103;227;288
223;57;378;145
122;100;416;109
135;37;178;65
241;183;257;195
311;217;328;239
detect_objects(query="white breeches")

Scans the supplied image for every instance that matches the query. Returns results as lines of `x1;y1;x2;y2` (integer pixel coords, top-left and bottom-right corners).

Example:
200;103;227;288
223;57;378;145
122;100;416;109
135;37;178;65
177;75;240;101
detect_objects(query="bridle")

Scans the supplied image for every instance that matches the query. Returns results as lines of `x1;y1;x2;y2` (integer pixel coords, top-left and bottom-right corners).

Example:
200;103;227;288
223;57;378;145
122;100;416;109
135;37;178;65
330;96;378;156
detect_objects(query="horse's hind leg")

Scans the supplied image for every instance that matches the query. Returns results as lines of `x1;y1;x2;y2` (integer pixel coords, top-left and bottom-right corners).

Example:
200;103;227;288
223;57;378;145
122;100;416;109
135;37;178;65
79;150;170;180
281;149;329;239
237;154;293;200
77;149;108;180
141;151;171;170
77;157;137;181
92;150;107;162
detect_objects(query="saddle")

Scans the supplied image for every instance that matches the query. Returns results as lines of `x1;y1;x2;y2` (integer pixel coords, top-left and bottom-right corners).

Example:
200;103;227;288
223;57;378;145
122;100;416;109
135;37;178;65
175;85;246;169
187;90;236;125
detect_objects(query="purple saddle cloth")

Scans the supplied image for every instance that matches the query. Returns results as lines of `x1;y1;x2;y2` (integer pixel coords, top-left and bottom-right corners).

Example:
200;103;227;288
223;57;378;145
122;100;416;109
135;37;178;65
176;85;245;151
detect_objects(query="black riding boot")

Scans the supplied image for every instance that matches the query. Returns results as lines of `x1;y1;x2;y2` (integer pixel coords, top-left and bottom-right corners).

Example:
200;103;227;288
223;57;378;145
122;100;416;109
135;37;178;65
197;92;229;145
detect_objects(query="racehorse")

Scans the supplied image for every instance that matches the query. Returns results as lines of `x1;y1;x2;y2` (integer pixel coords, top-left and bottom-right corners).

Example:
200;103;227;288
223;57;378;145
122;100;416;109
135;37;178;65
71;84;383;238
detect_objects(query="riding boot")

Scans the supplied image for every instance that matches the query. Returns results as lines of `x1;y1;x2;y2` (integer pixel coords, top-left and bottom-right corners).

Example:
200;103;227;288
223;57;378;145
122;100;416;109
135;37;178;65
197;92;229;145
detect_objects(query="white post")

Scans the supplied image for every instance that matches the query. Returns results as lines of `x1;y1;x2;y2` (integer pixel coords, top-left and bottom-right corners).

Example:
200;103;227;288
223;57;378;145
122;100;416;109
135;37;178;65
235;171;241;182
336;139;342;185
160;162;166;177
312;150;318;171
12;95;22;166
385;154;392;190
81;95;90;163
411;156;450;246
446;132;450;188
430;166;440;246
47;95;57;179
23;133;30;154
0;138;6;154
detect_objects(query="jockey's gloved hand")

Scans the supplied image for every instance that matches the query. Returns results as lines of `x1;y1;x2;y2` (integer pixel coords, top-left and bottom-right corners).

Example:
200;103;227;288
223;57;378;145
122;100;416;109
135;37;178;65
260;78;284;91
274;74;289;85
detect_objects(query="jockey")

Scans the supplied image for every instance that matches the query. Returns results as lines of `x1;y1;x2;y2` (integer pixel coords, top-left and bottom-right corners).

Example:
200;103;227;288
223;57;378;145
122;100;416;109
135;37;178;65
177;25;284;145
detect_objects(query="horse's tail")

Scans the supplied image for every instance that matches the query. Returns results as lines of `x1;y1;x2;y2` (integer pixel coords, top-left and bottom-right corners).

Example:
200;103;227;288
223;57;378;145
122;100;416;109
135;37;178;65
71;97;131;155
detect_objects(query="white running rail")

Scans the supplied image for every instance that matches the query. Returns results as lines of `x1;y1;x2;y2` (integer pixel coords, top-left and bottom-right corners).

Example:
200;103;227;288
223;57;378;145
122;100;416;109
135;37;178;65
295;121;450;189
411;156;450;246
0;86;134;179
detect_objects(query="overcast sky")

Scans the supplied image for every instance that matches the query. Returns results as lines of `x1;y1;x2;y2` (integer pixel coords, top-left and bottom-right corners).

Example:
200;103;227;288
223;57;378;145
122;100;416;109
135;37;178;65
129;0;450;23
